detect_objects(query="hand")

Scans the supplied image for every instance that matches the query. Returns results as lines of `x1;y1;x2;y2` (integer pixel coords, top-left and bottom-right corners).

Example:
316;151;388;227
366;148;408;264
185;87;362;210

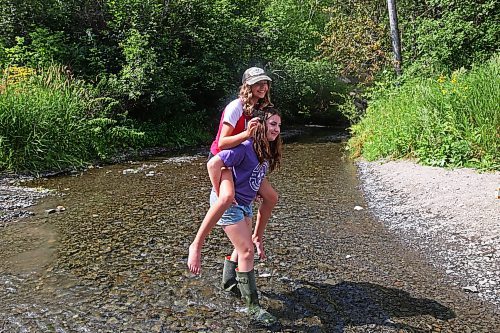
246;117;260;138
252;234;266;260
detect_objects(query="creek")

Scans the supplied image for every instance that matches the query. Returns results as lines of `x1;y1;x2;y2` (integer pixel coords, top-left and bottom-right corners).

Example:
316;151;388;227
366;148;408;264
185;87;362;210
1;127;498;332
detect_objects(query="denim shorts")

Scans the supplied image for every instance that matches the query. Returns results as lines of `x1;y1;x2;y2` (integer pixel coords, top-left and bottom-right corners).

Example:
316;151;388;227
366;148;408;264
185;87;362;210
210;190;253;226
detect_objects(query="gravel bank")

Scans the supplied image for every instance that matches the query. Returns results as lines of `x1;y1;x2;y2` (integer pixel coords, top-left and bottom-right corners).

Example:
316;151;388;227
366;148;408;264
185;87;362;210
0;176;51;224
357;160;500;307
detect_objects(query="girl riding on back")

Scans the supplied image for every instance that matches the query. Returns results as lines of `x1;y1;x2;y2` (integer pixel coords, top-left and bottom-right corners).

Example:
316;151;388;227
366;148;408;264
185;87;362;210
188;67;279;272
192;107;283;326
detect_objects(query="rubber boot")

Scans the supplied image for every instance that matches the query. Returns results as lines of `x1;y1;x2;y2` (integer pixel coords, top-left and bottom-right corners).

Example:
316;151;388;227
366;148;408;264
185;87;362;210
222;256;240;297
236;269;277;326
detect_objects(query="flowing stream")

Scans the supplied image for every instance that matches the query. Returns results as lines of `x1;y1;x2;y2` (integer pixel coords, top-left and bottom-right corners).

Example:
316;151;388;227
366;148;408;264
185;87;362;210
1;128;498;332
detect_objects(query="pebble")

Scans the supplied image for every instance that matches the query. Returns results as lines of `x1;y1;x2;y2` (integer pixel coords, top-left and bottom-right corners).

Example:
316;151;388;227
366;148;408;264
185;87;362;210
463;285;479;293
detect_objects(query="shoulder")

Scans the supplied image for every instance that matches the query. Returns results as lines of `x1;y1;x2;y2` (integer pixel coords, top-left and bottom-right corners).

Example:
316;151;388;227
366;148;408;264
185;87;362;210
228;140;253;156
241;139;253;148
222;99;244;125
225;98;243;113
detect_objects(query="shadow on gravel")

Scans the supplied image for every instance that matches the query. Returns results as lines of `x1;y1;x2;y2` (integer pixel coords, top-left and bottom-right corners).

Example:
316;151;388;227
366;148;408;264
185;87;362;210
264;280;456;332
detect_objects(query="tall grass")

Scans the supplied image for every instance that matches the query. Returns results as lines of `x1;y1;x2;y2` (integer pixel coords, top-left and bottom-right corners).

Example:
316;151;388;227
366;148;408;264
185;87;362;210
0;65;212;173
0;66;95;172
348;55;499;171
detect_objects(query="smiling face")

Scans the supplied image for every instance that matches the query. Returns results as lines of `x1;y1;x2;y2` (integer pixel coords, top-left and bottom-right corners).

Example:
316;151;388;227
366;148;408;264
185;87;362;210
250;80;269;102
265;114;281;141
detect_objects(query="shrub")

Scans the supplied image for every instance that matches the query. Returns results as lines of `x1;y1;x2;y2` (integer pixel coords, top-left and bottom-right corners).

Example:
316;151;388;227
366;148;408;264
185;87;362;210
348;55;499;171
269;57;347;124
0;65;141;172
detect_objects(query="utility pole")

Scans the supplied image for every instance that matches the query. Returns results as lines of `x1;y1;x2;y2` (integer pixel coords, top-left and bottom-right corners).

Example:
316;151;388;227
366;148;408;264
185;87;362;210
387;0;402;75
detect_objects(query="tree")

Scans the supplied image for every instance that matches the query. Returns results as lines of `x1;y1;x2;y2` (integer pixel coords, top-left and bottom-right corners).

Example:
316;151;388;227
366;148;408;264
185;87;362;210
318;0;391;82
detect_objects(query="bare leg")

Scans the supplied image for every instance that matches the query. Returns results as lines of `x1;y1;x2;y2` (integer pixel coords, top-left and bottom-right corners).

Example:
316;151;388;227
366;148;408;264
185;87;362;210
253;179;278;260
228;218;251;262
188;169;234;274
229;248;238;262
223;217;254;272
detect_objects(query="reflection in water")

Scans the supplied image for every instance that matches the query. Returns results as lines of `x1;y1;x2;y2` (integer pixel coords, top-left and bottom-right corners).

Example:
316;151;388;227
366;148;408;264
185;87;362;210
0;128;493;332
6;223;57;274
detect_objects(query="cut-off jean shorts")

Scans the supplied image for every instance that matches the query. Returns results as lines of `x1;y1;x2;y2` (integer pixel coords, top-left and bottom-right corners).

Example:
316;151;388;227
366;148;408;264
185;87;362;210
210;190;253;226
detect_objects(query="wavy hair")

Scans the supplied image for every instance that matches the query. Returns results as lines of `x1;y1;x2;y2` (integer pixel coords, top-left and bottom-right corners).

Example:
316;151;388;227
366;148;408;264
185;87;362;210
239;82;273;117
252;107;282;173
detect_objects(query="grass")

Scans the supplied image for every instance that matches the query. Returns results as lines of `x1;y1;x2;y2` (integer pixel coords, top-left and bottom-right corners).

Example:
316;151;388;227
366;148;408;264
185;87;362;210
348;55;499;171
0;65;211;174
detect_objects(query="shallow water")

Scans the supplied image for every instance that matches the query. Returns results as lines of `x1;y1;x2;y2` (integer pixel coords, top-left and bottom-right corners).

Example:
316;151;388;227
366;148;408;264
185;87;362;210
1;128;498;332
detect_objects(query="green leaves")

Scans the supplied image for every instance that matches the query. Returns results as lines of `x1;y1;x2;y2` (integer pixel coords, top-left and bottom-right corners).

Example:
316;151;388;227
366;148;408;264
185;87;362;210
3;28;71;67
318;0;391;82
405;0;498;71
348;55;500;171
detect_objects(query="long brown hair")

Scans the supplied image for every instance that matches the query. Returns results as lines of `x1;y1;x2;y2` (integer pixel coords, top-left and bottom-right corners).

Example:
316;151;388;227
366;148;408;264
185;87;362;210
253;107;282;173
239;82;273;117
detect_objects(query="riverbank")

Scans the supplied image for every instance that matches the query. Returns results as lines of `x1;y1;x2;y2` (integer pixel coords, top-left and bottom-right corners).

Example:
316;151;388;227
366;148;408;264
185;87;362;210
357;159;500;306
0;175;50;224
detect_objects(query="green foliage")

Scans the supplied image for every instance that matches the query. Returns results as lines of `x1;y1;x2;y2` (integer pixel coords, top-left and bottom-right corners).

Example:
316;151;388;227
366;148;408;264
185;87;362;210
261;0;328;59
0;63;215;173
0;66;143;172
3;28;71;67
317;0;499;80
0;0;346;125
405;0;499;71
348;55;500;171
270;56;346;123
0;66;92;171
332;91;363;125
318;0;391;81
118;28;158;101
2;0;497;174
135;112;212;149
258;0;344;123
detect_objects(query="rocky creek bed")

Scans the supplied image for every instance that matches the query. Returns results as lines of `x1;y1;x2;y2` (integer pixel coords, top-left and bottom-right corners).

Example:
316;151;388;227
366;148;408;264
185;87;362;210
0;138;499;332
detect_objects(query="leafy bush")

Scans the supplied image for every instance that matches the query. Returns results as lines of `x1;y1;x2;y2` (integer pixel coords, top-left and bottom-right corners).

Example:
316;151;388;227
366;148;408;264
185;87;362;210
270;57;346;124
3;28;72;68
0;66;142;172
318;0;391;82
407;0;499;71
348;55;499;171
135;112;211;149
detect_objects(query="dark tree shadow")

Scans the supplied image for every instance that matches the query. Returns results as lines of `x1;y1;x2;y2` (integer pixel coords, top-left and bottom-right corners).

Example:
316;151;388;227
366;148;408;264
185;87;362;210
262;280;456;333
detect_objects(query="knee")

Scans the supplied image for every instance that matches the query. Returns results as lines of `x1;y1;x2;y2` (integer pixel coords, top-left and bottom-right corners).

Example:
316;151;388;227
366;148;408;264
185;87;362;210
217;192;234;209
239;245;255;261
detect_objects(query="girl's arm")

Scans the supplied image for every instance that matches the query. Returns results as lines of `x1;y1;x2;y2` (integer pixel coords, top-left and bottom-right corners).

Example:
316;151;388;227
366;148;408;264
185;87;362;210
207;155;226;196
217;117;260;150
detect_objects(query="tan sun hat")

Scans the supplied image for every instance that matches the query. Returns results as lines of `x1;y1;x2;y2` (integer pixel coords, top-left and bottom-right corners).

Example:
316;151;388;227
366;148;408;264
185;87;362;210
242;67;272;85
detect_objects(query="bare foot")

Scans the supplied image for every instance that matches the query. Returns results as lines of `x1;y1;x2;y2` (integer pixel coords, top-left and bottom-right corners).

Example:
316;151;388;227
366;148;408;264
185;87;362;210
187;243;202;274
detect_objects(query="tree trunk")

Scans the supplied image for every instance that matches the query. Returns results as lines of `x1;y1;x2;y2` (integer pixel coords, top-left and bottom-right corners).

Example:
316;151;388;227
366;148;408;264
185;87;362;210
387;0;402;75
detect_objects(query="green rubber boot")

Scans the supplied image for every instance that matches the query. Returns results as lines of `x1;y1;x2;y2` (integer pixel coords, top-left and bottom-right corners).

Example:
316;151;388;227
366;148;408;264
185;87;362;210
222;256;240;297
236;269;277;326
